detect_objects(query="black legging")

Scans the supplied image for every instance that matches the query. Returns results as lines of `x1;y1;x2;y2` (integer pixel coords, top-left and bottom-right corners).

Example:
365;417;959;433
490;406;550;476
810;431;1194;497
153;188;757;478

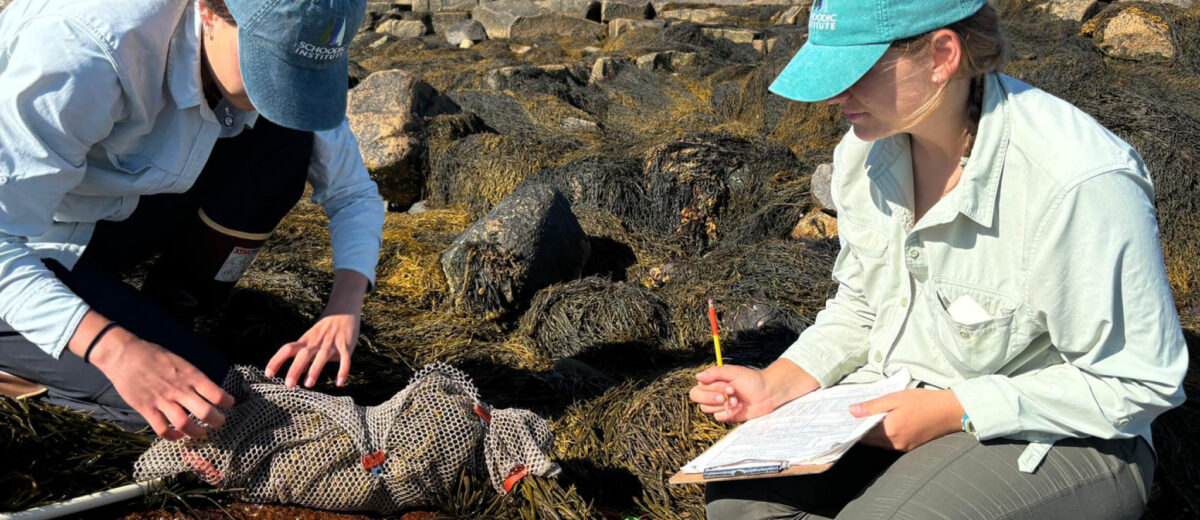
0;118;313;429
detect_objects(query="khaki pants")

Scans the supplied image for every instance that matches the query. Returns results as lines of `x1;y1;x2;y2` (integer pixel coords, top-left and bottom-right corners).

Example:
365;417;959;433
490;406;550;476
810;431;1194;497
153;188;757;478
706;433;1152;520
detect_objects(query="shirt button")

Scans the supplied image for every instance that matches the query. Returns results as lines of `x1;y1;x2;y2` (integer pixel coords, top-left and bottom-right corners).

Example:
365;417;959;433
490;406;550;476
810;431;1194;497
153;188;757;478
907;248;920;259
0;176;8;185
958;329;970;339
899;297;909;307
873;352;883;363
1116;417;1131;428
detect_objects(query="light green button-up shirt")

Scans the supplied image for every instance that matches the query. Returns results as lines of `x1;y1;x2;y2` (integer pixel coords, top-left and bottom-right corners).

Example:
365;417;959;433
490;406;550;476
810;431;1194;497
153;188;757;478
781;72;1187;471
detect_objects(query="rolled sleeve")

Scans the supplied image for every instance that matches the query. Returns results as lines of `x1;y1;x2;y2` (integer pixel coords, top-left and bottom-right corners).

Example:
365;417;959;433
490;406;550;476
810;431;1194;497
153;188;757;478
0;16;124;356
307;120;386;287
952;171;1187;441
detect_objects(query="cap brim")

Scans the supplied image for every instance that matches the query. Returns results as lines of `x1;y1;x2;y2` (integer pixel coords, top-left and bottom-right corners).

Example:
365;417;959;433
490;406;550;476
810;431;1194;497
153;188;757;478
768;41;890;103
239;32;348;132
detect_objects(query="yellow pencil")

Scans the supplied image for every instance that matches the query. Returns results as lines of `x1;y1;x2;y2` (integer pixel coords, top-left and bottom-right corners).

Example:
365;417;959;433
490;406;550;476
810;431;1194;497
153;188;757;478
707;299;723;366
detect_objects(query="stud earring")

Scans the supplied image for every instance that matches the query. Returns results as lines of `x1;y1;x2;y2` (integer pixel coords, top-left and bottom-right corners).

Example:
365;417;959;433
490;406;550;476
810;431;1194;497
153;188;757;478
932;75;941;84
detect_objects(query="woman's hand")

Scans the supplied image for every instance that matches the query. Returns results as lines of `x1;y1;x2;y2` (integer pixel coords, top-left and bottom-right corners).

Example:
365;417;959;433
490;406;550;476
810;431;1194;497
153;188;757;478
265;270;368;388
265;312;360;388
688;359;821;423
72;312;235;441
851;389;965;451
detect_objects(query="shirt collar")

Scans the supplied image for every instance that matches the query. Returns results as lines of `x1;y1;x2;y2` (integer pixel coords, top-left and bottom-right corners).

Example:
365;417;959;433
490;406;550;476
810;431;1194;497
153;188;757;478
165;3;259;132
955;72;1010;228
868;72;1011;230
165;3;203;110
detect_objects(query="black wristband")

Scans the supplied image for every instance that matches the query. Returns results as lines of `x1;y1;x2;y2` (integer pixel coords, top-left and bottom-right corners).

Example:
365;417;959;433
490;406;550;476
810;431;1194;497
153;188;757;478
84;322;120;364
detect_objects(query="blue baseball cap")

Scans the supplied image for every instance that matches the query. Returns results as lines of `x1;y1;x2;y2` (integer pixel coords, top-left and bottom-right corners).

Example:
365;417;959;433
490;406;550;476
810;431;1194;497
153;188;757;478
226;0;366;131
769;0;986;102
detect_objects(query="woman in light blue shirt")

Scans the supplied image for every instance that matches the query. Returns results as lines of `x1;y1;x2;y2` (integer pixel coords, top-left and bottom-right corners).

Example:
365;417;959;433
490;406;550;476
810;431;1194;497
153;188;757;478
689;1;1187;518
0;0;385;441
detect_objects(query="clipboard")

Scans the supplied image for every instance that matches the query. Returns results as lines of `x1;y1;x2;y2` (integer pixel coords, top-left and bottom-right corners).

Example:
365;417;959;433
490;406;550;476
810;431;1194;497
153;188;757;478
668;459;835;485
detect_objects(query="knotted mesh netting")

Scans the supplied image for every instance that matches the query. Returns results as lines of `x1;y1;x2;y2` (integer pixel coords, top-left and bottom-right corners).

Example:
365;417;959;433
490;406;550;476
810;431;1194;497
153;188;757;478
133;363;559;514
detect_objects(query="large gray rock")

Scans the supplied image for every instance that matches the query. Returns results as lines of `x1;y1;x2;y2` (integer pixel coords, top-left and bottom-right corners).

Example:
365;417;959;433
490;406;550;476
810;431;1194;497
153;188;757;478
431;11;471;33
412;0;479;12
535;0;599;19
348;70;451;210
1115;0;1194;6
1038;0;1101;22
701;27;759;44
446;19;488;44
658;8;725;24
441;183;589;318
600;0;652;21
810;163;835;212
376;19;428;38
510;11;604;40
607;17;666;39
472;0;545;39
773;5;804;25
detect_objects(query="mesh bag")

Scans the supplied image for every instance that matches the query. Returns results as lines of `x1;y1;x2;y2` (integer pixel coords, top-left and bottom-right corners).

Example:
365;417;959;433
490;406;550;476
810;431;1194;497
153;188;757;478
134;363;559;514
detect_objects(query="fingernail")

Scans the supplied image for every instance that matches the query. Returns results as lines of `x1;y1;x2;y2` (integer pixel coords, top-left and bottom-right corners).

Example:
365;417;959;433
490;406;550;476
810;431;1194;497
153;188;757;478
286;378;295;388
306;377;315;388
337;377;346;387
716;394;724;403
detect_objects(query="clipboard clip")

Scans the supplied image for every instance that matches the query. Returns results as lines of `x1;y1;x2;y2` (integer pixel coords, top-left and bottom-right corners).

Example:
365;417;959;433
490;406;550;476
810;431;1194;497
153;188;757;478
702;459;790;479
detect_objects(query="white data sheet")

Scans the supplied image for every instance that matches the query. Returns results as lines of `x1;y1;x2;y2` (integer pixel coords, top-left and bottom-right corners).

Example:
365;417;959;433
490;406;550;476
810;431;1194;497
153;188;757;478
682;369;913;473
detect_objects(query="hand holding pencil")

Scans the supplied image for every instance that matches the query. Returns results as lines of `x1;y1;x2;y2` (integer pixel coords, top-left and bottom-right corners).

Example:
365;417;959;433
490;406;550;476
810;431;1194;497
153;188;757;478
690;300;821;422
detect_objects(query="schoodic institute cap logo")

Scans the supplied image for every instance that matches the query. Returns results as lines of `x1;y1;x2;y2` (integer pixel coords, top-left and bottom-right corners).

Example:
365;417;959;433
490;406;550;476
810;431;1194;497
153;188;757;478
295;7;351;61
810;0;837;31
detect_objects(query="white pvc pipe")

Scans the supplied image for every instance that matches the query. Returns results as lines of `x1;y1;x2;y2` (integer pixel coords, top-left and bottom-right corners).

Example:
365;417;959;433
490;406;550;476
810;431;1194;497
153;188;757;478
0;478;164;520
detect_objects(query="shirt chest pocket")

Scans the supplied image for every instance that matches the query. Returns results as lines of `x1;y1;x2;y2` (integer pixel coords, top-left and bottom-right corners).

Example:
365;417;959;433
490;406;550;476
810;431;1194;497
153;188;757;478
926;279;1020;376
104;148;189;194
837;218;891;302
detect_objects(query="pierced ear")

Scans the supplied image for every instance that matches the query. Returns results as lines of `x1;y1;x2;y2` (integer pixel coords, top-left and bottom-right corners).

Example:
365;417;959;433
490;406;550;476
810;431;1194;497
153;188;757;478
929;29;963;83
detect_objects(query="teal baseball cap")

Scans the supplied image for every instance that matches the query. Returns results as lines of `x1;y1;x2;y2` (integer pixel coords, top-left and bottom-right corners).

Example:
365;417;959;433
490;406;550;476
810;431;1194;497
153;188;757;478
226;0;366;131
769;0;987;102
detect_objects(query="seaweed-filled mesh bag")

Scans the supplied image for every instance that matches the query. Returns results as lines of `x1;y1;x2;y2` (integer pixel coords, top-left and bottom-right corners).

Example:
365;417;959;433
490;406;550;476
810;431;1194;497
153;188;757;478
134;363;559;514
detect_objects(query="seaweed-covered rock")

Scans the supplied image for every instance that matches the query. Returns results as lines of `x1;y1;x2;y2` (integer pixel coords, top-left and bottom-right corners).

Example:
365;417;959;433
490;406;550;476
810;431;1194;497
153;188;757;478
441;183;590;318
518;277;671;360
485;63;591;95
633;133;805;254
377;19;428;38
427;133;581;218
445;19;488;44
447;90;538;135
348;69;455;211
1083;5;1177;61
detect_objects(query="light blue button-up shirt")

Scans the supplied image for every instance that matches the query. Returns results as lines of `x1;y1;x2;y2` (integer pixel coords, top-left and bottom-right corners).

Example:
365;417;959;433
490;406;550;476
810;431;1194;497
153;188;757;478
0;0;385;357
781;72;1187;471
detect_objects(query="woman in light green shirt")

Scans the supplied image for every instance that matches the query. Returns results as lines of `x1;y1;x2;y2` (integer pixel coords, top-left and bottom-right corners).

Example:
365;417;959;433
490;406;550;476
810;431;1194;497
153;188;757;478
688;1;1187;518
